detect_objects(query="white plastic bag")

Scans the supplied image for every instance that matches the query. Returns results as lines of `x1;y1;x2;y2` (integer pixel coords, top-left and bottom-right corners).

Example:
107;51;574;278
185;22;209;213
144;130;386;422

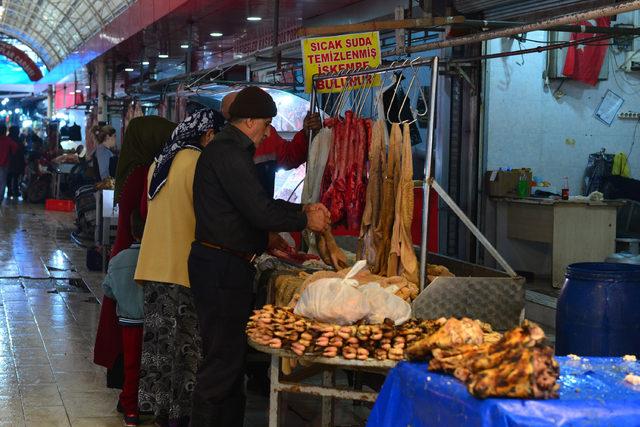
359;282;412;325
294;261;370;325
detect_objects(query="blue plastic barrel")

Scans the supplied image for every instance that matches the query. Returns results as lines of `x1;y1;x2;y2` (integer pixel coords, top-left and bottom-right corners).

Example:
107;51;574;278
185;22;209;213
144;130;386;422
555;262;640;356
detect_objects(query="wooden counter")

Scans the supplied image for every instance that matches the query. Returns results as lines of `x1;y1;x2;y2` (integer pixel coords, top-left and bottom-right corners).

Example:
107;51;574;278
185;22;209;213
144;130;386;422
495;198;619;288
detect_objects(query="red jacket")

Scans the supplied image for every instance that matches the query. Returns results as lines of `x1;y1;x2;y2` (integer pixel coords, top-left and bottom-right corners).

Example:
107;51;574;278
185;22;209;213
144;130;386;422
254;126;308;169
0;136;16;167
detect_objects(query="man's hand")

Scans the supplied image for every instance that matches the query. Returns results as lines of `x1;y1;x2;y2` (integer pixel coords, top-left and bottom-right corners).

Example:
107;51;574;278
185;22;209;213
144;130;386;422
268;232;291;252
303;112;322;134
306;208;330;233
303;203;330;221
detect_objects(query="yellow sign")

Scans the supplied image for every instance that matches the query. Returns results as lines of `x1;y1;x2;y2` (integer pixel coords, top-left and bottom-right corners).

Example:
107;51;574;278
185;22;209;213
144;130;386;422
301;32;381;94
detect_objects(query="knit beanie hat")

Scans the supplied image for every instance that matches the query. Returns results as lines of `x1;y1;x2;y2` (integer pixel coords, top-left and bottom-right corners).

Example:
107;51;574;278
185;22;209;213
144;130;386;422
229;86;277;119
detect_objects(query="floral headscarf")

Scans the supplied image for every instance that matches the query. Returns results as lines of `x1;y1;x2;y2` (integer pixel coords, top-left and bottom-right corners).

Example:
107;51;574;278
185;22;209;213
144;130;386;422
147;108;225;199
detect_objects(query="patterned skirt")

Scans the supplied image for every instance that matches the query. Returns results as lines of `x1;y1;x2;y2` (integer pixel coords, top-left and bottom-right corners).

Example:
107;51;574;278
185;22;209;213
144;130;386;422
138;282;202;423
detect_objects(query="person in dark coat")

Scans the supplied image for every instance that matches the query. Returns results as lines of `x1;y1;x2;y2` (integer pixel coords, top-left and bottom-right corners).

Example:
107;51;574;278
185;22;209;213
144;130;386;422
188;86;330;426
6;126;25;200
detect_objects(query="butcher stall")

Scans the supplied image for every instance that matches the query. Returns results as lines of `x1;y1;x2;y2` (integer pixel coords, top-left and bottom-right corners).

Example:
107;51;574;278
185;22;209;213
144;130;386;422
243;23;640;421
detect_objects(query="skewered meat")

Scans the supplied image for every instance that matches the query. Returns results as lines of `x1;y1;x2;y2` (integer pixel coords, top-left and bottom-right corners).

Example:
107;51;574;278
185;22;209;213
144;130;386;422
387;123;419;284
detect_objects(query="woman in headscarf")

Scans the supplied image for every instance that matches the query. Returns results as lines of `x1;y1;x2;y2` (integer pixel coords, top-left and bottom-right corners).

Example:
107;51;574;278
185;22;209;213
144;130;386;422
93;116;176;421
112;116;177;256
134;109;226;427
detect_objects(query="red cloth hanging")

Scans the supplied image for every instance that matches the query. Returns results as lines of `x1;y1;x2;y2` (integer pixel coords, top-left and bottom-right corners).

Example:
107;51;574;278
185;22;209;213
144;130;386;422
562;17;611;86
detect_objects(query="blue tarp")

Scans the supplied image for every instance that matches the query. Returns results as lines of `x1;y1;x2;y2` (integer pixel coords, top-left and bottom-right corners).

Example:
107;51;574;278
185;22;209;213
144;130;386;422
368;357;640;427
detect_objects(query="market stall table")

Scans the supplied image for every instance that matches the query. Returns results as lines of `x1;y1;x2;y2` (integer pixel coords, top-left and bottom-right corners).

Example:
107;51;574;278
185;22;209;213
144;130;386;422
249;341;395;427
368;357;640;427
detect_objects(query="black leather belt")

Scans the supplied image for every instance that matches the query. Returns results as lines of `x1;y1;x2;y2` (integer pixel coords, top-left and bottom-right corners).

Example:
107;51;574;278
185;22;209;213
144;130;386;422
198;241;257;264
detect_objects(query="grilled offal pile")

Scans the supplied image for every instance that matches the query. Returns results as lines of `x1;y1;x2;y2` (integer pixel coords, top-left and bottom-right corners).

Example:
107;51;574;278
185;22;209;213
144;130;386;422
407;320;560;399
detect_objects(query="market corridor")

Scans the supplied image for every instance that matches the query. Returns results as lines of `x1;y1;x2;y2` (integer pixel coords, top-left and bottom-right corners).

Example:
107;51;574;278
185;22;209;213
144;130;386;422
0;201;124;426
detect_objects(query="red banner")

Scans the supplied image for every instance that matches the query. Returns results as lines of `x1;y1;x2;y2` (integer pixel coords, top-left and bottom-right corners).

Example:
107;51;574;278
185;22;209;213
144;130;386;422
54;84;85;110
0;42;43;81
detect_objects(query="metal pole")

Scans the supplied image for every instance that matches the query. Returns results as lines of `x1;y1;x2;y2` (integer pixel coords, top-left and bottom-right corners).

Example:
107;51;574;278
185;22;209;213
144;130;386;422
449;34;611;64
420;56;439;291
430;179;517;277
388;0;640;56
269;355;280;427
463;19;640;36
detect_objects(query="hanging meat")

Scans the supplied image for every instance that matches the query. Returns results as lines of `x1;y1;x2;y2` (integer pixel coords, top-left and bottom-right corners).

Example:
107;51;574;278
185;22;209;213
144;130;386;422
387;123;419;283
320;111;370;233
302;127;333;205
317;229;348;270
302;127;334;255
372;123;402;275
359;120;385;265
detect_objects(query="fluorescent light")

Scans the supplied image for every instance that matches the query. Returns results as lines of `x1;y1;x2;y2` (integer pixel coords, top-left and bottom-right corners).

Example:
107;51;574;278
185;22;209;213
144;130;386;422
68;92;76;95
158;54;169;58
14;108;21;113
180;44;189;49
1;98;8;105
124;67;135;72
210;32;223;37
85;85;90;89
75;89;81;93
142;61;150;65
247;16;262;21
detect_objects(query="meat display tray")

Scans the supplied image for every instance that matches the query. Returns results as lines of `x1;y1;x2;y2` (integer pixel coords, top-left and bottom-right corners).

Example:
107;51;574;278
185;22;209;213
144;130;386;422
248;339;397;371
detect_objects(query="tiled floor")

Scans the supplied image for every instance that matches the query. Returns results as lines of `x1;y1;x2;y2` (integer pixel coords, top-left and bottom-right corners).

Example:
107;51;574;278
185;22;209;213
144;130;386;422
0;200;370;427
0;200;124;426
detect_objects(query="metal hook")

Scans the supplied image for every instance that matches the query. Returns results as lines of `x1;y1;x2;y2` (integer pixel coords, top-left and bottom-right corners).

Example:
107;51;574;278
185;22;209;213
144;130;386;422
353;68;372;117
386;59;410;124
373;61;397;120
398;58;422;124
412;58;430;118
357;69;377;117
329;68;350;117
332;70;350;117
336;66;363;116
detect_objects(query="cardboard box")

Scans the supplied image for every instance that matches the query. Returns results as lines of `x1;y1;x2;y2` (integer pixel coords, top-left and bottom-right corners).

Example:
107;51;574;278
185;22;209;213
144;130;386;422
486;169;532;198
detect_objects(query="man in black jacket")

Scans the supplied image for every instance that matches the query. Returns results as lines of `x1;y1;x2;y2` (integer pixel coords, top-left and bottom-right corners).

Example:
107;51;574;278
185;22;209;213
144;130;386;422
188;86;329;426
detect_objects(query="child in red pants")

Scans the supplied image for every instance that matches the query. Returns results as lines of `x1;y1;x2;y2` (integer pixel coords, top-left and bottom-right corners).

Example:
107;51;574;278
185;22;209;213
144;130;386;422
102;210;146;426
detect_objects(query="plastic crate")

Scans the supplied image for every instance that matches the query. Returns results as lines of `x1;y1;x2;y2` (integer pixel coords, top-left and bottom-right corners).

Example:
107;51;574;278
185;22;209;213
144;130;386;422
45;199;75;212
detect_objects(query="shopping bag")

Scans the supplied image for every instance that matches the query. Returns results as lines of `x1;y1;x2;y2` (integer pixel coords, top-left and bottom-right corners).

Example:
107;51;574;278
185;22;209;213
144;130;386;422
294;260;370;325
360;282;412;325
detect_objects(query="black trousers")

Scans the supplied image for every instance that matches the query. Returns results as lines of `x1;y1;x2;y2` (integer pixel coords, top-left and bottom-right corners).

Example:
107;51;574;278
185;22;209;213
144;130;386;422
188;242;256;427
6;173;21;197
